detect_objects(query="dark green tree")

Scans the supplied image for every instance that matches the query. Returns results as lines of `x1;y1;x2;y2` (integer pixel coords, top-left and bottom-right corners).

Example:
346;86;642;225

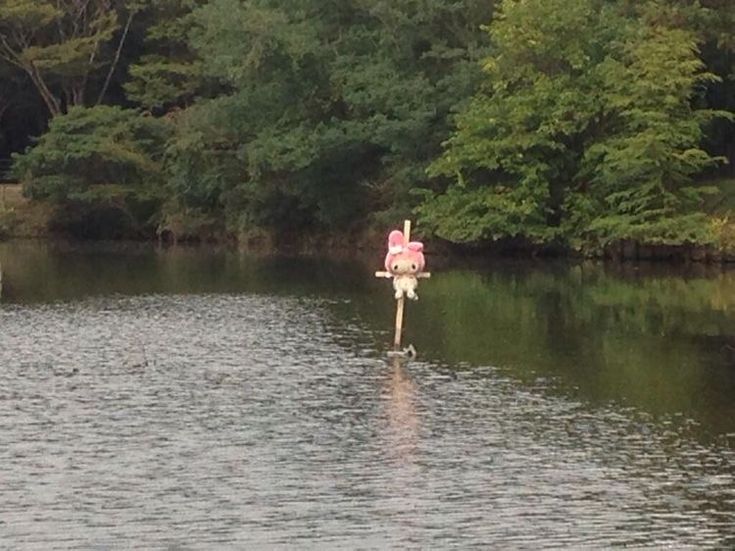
13;105;171;237
160;0;493;238
124;0;210;111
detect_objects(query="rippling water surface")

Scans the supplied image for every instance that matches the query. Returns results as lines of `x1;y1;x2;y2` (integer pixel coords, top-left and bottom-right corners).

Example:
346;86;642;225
1;241;734;547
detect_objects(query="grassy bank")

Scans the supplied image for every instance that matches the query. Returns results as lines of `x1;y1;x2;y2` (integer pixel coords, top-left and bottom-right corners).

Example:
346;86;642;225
0;185;52;239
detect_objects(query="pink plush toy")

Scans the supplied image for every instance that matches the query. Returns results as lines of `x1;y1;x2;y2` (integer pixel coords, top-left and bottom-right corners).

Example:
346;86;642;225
384;230;426;300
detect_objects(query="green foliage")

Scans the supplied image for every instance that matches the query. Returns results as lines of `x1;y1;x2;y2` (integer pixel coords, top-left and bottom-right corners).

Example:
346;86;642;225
125;56;206;109
3;0;735;250
124;0;210;110
13;106;171;237
572;22;733;247
424;0;611;245
0;0;126;115
156;0;492;235
422;0;733;250
0;0;59;27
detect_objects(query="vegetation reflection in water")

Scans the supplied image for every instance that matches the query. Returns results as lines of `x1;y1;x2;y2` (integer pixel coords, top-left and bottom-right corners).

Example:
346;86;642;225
2;240;734;439
394;263;735;437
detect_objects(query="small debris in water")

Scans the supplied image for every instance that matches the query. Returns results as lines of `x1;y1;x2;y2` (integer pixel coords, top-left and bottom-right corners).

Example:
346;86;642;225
386;344;417;360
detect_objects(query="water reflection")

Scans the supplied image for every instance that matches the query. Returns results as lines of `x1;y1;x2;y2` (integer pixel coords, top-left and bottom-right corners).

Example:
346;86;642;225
400;263;735;437
0;240;372;302
381;359;420;464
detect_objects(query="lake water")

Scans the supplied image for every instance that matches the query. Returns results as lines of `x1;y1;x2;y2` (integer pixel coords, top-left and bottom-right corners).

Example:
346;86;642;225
1;240;734;548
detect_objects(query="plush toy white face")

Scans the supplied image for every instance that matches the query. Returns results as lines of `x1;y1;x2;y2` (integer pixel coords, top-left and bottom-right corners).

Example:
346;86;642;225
390;255;420;275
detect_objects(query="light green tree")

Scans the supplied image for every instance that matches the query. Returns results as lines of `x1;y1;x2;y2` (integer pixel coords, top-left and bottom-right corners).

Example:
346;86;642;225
421;0;609;243
571;21;731;246
421;0;732;250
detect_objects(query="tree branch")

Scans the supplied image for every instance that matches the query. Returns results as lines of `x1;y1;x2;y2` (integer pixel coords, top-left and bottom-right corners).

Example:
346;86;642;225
96;9;134;105
0;36;24;68
0;99;10;123
27;64;62;116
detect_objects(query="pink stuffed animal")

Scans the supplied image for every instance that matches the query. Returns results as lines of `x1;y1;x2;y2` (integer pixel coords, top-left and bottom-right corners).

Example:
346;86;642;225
384;230;426;300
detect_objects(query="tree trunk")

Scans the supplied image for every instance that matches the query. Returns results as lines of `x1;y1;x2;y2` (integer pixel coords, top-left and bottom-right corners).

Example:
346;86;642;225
96;10;135;105
26;66;62;117
72;81;85;107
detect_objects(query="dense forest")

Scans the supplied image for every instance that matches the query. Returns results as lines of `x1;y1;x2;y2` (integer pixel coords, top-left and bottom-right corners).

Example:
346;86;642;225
1;0;734;255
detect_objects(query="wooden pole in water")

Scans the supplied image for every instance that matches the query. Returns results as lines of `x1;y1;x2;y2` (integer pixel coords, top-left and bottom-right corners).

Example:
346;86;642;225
393;219;411;350
375;219;430;354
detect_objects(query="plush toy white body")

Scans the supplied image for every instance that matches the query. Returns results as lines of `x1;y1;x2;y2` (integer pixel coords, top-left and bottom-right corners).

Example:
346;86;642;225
384;229;425;301
393;274;419;301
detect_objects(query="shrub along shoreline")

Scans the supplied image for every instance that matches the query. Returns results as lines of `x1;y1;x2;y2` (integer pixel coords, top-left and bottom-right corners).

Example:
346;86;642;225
2;187;734;264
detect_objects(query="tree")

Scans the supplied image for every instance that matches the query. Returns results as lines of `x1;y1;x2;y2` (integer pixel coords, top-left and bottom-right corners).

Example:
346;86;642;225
0;0;140;116
12;105;171;237
421;0;610;244
161;0;493;236
571;21;731;246
421;0;732;249
124;0;210;111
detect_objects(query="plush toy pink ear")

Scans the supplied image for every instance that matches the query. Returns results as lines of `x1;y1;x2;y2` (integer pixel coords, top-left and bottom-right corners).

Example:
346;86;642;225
407;241;423;252
388;230;405;254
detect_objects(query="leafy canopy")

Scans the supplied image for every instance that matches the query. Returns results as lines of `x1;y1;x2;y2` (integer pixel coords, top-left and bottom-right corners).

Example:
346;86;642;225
13;105;170;237
161;0;493;235
421;0;732;249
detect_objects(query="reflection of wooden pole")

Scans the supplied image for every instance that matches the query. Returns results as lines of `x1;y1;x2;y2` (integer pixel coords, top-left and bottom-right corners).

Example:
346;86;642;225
393;219;411;350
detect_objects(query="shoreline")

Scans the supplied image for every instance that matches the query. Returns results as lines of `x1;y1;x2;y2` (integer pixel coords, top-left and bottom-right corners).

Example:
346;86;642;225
2;234;735;268
2;184;734;264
